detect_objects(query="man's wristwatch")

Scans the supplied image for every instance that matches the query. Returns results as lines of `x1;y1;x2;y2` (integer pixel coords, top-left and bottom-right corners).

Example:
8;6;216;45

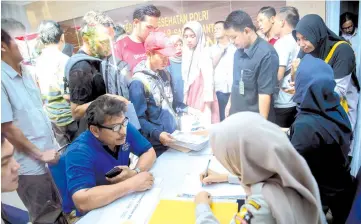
133;167;141;174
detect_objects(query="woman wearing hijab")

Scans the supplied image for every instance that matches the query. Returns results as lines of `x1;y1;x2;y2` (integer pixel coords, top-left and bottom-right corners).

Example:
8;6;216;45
182;21;220;125
293;14;360;131
289;54;356;223
195;112;325;224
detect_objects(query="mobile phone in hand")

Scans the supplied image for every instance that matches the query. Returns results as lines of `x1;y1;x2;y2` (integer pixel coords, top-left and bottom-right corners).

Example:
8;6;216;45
105;167;122;178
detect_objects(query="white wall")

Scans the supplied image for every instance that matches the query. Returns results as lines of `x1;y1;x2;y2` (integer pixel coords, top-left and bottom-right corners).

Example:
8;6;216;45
1;3;31;31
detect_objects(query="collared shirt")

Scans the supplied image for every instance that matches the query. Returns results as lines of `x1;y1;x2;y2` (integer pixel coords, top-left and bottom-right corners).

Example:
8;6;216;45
230;37;279;122
36;46;73;126
51;123;151;215
1;61;57;175
210;43;237;93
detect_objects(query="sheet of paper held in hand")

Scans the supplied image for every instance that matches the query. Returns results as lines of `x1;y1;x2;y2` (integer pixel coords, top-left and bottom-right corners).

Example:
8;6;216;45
76;178;163;224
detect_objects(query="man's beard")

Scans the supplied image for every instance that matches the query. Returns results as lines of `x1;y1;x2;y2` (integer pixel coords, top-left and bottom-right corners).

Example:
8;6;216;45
346;27;356;35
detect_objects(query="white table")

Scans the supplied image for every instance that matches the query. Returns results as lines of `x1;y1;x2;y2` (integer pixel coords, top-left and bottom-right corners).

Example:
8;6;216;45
77;147;222;224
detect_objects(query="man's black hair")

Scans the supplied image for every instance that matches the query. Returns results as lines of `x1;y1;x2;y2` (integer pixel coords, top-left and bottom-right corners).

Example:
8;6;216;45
278;6;300;28
225;10;256;32
214;21;225;27
340;12;358;28
1;18;26;36
38;20;63;45
86;95;127;127
1;29;12;46
258;6;276;18
133;4;161;21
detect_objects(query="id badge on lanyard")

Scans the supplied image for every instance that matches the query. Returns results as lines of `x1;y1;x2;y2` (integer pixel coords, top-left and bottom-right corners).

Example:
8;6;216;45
239;70;245;95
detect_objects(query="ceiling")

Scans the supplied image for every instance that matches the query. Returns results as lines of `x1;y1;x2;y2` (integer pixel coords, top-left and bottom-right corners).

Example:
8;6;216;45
2;1;39;6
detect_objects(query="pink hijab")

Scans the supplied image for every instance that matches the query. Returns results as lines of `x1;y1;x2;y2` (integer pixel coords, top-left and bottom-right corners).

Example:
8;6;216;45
210;112;326;224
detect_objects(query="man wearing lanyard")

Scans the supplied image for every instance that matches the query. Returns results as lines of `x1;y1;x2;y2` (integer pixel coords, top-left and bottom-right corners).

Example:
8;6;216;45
1;27;60;222
224;10;279;122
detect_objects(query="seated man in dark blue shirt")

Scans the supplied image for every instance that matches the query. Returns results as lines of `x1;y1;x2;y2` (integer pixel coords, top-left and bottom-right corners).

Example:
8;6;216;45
54;95;156;218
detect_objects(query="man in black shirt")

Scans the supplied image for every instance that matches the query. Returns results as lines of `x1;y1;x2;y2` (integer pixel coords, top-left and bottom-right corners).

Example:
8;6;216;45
224;10;279;122
68;11;128;134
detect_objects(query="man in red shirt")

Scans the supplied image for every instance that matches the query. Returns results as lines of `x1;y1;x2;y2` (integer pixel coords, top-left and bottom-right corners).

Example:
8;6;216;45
114;4;161;74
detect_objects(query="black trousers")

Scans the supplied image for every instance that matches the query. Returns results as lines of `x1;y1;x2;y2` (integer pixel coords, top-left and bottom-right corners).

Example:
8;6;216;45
216;91;230;121
275;107;297;128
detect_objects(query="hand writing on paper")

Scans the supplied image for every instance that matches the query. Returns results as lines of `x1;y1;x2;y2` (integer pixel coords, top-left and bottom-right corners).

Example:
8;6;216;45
106;166;136;184
159;132;175;146
130;172;154;192
195;191;212;205
200;169;228;185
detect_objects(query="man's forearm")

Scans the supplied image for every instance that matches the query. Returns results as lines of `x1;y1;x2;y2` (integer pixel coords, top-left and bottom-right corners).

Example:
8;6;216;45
1;123;43;160
135;148;156;172
73;178;135;213
258;94;271;119
277;66;286;81
71;102;92;120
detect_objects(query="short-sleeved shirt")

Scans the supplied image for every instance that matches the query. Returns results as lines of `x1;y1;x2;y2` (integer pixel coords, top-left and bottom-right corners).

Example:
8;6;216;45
69;50;106;105
56;123;151;215
114;36;146;73
230;37;279;122
273;33;300;108
35;47;73;126
1;61;57;175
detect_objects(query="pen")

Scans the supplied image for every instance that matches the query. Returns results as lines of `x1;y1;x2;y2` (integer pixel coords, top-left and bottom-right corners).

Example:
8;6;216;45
58;143;69;152
202;159;211;187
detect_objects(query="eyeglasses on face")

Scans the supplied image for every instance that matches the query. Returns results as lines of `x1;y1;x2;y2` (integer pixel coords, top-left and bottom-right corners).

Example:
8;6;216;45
97;117;129;132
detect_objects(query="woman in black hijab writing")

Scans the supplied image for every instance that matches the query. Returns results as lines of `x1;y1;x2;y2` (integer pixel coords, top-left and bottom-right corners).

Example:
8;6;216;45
293;14;359;131
289;54;356;223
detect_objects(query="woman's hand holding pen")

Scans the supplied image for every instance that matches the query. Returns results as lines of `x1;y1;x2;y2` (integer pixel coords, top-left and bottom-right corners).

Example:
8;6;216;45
200;169;228;185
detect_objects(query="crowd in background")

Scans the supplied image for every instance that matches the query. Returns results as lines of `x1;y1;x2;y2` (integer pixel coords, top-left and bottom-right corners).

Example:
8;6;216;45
1;3;361;224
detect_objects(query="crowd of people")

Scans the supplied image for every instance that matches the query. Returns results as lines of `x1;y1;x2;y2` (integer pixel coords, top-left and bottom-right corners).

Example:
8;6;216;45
1;3;360;224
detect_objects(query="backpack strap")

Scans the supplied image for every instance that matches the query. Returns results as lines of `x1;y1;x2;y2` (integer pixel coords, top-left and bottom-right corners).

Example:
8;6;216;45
64;54;102;93
324;41;350;63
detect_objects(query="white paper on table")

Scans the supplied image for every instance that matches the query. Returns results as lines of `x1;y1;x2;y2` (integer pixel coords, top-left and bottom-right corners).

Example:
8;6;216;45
77;178;163;224
180;174;246;200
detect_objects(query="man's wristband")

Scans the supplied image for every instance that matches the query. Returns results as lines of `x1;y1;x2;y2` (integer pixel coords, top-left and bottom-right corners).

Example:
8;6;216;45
133;167;141;174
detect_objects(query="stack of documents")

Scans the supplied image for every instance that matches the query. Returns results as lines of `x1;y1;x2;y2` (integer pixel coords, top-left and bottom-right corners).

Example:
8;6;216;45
180;174;246;200
169;130;209;152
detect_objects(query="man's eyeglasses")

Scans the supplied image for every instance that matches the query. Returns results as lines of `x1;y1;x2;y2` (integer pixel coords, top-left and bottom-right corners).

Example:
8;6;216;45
342;24;354;31
97;117;129;132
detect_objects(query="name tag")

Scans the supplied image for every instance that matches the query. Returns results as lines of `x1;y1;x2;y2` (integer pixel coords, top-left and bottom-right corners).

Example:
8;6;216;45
239;70;245;95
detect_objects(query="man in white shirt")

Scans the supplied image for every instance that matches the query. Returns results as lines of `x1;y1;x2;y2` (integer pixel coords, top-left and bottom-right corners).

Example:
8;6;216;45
340;12;359;58
36;20;78;146
272;6;300;127
209;21;237;121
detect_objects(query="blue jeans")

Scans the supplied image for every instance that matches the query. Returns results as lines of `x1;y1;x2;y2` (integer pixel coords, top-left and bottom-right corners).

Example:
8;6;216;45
216;91;230;121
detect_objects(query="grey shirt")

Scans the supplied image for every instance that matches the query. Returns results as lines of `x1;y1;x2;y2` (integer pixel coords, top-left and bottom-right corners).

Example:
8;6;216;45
230;37;279;122
1;61;57;175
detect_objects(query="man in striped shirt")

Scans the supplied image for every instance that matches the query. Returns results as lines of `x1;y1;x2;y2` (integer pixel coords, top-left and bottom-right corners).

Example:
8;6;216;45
36;20;78;146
